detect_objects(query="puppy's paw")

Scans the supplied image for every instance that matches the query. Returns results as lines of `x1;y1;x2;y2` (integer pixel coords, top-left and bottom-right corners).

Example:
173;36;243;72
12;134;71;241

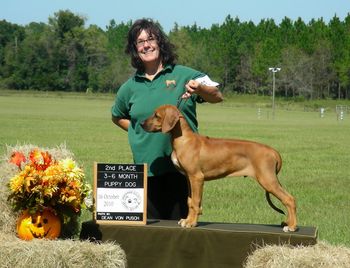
283;226;291;232
178;219;186;227
178;218;197;228
281;222;297;232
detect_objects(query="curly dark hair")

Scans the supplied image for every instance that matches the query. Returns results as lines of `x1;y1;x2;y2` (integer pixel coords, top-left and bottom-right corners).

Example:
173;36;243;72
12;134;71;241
125;18;177;72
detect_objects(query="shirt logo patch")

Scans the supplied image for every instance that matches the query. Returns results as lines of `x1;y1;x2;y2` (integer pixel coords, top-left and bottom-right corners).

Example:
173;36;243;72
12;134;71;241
165;80;176;88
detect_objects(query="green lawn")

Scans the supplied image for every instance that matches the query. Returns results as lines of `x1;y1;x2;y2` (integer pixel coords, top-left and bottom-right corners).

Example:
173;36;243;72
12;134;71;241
1;90;349;246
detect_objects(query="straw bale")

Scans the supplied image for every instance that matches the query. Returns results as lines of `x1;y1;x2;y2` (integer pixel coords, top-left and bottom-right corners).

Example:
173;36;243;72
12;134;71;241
245;241;350;268
0;232;126;268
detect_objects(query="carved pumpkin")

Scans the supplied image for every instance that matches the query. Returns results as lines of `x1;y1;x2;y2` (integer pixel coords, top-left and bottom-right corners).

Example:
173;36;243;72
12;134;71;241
16;209;61;240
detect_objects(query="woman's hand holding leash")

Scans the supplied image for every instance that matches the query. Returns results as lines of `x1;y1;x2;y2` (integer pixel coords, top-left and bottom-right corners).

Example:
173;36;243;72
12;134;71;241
182;78;223;103
181;80;200;99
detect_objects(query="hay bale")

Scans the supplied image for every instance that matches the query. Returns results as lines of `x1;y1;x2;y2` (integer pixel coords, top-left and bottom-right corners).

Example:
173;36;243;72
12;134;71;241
0;232;126;268
0;183;17;235
244;241;350;268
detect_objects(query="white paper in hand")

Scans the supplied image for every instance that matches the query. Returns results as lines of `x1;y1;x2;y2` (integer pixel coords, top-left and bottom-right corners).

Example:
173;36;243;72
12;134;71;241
195;75;220;87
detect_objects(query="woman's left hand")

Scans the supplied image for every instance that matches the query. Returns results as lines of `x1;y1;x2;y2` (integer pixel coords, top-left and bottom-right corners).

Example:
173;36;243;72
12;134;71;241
181;79;223;103
182;80;200;99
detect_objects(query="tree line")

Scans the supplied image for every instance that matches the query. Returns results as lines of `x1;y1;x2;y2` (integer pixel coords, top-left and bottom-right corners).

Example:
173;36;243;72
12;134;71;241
1;10;350;99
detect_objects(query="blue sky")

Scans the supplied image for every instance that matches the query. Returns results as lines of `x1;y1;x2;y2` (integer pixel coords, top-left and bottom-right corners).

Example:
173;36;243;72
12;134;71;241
1;0;350;32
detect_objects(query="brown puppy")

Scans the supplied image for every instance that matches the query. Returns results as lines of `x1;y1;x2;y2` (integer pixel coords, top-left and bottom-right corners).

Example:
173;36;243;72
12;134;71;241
142;105;297;232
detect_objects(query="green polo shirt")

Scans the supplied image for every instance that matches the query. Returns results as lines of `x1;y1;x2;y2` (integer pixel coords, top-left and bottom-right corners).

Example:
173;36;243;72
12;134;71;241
111;64;205;176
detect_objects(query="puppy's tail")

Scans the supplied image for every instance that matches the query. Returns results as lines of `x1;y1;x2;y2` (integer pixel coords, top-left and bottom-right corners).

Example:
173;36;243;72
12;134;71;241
265;191;285;215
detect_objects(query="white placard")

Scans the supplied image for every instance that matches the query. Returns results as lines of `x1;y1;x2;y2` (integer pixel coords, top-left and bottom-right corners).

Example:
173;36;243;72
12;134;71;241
93;163;147;225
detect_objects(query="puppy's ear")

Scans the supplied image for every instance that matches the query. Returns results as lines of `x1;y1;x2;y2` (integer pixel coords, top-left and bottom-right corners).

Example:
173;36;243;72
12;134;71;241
161;107;180;133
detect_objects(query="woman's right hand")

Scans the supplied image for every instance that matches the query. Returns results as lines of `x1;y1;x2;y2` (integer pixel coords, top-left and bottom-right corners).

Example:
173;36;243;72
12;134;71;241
112;116;130;131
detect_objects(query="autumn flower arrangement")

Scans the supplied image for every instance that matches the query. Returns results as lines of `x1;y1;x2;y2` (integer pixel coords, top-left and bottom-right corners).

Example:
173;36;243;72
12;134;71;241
7;148;91;226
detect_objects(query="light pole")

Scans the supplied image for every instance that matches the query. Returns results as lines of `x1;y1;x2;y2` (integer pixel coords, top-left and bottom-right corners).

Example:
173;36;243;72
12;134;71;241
268;67;281;119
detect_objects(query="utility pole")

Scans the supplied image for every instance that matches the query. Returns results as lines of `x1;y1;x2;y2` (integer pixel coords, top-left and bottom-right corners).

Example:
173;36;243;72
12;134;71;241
268;67;281;119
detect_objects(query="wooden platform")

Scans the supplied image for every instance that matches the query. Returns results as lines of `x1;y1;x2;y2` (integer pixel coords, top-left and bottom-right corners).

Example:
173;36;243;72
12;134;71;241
80;220;318;268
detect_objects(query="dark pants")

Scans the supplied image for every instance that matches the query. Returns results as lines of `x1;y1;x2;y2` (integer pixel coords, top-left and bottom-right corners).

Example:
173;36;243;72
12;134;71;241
147;172;189;220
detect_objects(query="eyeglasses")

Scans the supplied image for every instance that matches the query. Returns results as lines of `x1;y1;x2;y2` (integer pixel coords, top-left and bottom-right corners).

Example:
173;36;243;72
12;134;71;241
135;36;157;48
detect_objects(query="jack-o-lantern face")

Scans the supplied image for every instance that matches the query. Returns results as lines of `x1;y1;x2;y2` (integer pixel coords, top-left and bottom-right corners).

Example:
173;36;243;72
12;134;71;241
16;209;61;240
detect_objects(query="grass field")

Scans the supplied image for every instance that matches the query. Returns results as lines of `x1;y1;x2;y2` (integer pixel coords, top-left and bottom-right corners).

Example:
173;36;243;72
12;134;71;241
0;90;349;246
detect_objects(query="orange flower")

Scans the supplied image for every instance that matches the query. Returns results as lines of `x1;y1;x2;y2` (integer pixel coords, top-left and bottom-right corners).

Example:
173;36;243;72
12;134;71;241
9;151;26;169
7;149;91;224
29;149;52;171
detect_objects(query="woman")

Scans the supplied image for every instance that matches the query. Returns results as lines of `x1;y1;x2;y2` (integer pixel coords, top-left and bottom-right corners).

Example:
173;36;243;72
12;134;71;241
111;18;223;220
